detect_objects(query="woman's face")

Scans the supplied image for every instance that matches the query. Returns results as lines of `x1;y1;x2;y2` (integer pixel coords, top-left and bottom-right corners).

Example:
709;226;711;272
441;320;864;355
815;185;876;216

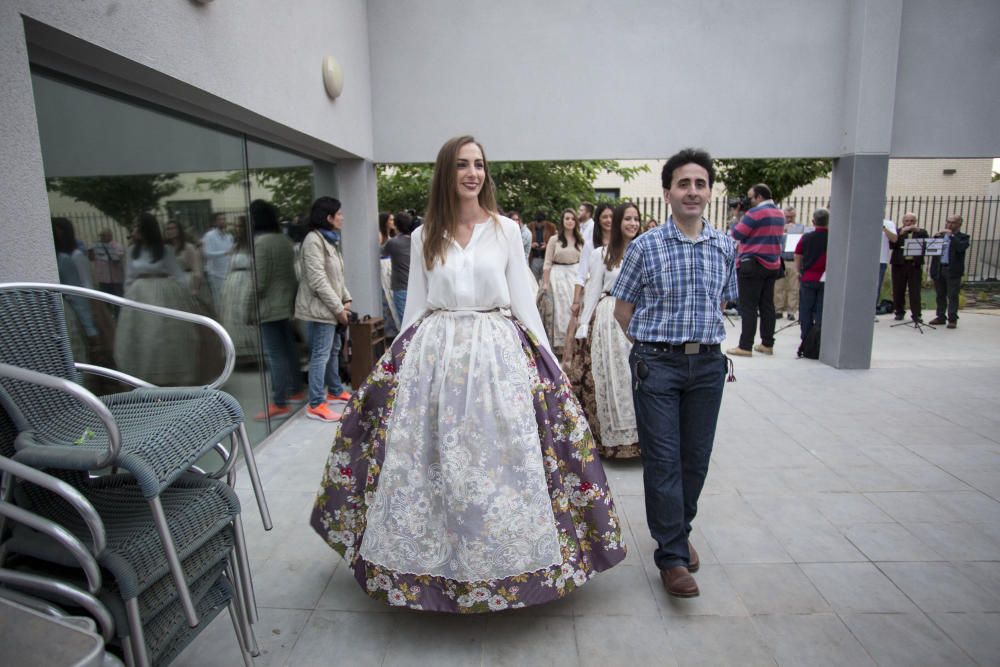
329;210;345;230
455;142;486;202
598;208;614;232
562;212;577;231
387;214;396;234
622;207;641;240
164;223;178;241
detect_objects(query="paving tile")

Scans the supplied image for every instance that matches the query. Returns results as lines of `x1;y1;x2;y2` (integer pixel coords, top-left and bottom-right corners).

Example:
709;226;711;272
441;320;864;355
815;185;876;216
171;606;312;667
927;490;1000;523
808;493;894;525
382;614;487;666
752;613;876;666
701;524;794;564
879;562;1000;612
667;616;776;667
799;563;919;613
316;560;402;614
767;521;868;563
572;564;658;617
282;610;394;667
843;523;945;562
928;612;1000;666
251;557;336;610
901;521;1000;561
483;615;579;666
865;491;963;523
576;614;676;667
723;564;830;615
840;612;975;667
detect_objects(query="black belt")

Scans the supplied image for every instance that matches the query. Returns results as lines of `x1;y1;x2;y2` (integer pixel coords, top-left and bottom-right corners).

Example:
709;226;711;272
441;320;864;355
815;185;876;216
637;341;720;355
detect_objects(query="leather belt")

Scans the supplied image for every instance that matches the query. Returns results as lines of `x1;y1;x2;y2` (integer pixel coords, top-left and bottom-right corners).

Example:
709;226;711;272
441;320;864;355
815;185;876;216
637;341;720;355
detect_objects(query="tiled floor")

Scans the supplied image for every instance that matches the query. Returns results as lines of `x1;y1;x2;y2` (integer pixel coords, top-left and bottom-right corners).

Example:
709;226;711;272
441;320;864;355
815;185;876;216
175;311;1000;666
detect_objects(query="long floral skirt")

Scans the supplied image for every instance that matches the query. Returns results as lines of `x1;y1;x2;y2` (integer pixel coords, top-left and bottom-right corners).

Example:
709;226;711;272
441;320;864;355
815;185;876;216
590;297;640;459
549;263;578;352
311;310;626;613
566;332;601;451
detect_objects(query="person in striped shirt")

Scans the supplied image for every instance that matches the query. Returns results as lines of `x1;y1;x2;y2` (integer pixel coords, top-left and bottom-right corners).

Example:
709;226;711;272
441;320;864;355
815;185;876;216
728;183;786;356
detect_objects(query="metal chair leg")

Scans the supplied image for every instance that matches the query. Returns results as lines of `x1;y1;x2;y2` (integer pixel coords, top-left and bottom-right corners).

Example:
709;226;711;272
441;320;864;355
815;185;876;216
125;597;151;667
226;562;260;657
231;512;259;625
121;637;137;667
236;424;271;530
227;601;255;667
148;497;199;627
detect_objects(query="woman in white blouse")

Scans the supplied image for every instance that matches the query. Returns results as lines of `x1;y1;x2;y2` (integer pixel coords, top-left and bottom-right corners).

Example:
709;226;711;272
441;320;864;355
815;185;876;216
540;209;583;354
311;135;625;614
575;202;642;459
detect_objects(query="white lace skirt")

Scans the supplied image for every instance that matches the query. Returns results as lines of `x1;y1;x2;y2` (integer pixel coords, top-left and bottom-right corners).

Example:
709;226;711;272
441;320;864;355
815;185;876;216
590;297;639;448
549;263;578;350
219;270;257;358
359;310;563;582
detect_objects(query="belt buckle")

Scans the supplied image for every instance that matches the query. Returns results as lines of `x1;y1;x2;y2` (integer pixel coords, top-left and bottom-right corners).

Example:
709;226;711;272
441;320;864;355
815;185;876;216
684;342;700;355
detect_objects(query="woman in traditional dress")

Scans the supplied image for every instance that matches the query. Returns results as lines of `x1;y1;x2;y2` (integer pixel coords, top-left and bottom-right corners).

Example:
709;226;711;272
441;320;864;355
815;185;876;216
311;135;625;613
563;202;614;447
115;214;214;386
575;202;642;459
540;209;583;355
165;220;215;315
218;219;258;360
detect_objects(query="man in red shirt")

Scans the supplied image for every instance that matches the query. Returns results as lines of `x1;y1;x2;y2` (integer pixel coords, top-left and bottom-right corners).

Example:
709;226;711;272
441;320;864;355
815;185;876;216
728;184;785;356
794;208;829;342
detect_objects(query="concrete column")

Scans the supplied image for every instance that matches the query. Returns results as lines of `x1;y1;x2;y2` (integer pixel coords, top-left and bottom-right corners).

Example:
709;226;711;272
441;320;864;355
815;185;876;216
330;158;381;318
820;154;889;369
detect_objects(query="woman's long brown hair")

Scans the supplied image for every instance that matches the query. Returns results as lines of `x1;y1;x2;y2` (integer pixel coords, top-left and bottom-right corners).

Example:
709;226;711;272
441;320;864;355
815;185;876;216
422;135;498;270
605;202;641;271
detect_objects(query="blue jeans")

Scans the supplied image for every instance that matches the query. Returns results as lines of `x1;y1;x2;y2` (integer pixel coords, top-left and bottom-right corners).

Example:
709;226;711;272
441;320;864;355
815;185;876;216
799;282;825;340
260;319;302;407
306;321;345;408
630;343;727;570
392;289;407;328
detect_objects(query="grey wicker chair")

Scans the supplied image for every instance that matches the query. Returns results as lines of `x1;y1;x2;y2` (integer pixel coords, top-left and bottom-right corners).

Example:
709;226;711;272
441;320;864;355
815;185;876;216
0;452;254;667
0;282;272;626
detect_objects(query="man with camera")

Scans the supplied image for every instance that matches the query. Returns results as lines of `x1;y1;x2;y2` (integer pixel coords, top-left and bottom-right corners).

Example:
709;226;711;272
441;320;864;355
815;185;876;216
929;214;971;329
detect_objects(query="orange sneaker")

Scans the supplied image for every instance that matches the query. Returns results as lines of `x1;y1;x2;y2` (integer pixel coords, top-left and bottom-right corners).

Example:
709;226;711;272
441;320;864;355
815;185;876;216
287;391;307;405
306;404;342;422
326;390;351;402
254;404;292;422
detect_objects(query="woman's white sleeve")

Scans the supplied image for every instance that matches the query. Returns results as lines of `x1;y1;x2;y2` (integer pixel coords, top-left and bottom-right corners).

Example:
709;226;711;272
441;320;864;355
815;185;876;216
576;236;594;287
506;223;553;355
575;249;605;339
399;229;428;333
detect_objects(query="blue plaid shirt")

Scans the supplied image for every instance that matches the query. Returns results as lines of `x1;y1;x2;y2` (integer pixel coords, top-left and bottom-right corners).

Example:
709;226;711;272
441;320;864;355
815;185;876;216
611;217;738;344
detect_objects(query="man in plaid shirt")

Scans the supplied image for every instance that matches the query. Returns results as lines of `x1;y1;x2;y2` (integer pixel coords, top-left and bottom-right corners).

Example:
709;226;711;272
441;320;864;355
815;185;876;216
612;148;737;598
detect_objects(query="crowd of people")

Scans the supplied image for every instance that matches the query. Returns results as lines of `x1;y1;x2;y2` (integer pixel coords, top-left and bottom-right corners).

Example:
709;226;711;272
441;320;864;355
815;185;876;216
53;137;973;614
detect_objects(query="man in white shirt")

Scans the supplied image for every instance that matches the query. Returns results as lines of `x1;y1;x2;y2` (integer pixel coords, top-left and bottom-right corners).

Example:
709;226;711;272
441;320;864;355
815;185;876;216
202;212;233;307
577;201;595;244
877;218;898;314
510;211;531;262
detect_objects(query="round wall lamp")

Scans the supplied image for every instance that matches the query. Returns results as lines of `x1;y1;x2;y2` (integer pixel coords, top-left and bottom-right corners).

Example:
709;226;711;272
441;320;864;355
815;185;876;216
322;56;344;100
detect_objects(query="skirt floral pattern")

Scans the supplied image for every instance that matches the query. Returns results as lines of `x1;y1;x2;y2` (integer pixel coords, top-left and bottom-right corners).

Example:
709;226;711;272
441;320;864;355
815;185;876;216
589;297;640;459
548;263;578;351
310;312;626;613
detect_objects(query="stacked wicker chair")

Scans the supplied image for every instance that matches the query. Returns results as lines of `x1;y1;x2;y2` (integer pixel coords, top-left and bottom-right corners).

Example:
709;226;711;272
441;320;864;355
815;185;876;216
0;283;270;666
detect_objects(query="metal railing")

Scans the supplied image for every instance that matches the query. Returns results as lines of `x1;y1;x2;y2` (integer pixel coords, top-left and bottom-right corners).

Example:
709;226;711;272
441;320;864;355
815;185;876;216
633;195;1000;282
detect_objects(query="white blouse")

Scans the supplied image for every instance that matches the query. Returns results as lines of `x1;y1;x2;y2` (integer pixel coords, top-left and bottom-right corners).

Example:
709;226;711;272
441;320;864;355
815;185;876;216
401;215;552;354
575;246;621;339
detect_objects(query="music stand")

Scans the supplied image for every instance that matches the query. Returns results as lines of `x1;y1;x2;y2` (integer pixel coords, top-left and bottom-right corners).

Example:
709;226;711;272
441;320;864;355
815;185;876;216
890;238;944;334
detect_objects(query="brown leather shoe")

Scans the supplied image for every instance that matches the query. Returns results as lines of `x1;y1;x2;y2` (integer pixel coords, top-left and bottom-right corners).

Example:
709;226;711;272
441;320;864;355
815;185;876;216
688;541;700;573
660;566;700;598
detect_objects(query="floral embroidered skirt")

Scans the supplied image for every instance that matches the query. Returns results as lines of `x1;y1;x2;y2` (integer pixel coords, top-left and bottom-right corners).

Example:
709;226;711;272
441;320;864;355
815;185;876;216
310;310;626;612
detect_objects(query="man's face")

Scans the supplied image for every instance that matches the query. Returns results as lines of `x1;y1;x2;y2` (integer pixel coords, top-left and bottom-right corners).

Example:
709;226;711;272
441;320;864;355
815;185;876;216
902;214;917;227
577;204;590;221
214;215;227;230
665;163;712;220
747;189;759;206
785;210;796;224
99;231;112;243
510;213;521;226
946;217;962;233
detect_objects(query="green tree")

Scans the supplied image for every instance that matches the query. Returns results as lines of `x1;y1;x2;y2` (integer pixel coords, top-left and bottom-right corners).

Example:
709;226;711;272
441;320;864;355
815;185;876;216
376;160;648;218
195;166;314;218
715;158;832;203
46;174;183;227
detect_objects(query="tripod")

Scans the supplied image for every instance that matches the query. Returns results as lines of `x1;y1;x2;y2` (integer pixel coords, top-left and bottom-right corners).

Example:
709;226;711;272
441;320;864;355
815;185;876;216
890;316;935;334
889;237;942;335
